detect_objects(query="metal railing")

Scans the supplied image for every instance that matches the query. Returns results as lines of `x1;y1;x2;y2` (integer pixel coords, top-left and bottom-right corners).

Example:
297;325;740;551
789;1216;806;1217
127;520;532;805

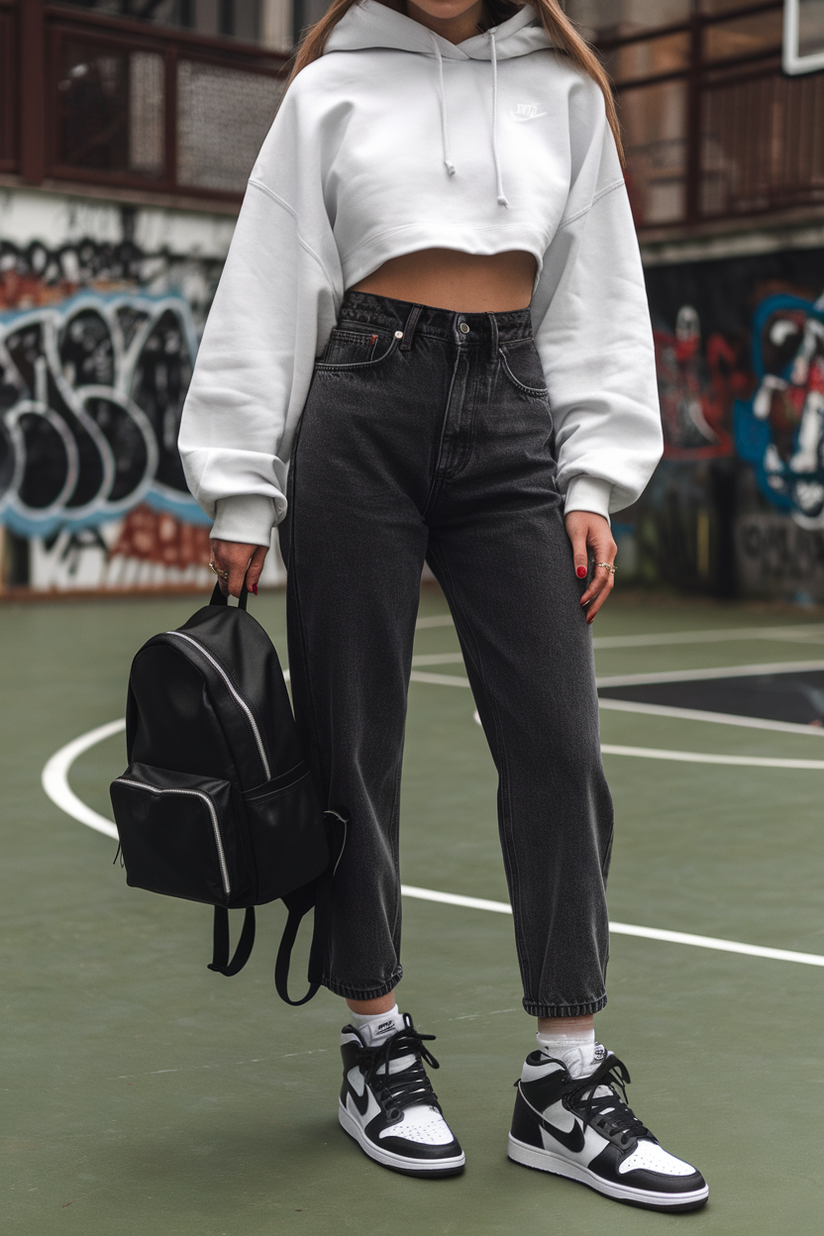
0;2;16;173
602;0;824;229
1;0;822;222
2;0;288;201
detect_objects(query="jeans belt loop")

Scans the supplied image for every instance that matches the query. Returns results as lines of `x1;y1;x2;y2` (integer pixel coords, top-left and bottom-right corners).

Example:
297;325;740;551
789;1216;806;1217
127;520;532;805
487;312;499;363
400;304;423;351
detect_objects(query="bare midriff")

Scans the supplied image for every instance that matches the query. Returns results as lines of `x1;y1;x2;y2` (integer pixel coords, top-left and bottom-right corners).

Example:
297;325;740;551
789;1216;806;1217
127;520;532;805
350;248;538;313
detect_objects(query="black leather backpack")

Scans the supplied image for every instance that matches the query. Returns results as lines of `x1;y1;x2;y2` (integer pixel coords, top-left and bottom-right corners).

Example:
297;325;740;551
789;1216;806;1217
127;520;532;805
109;584;340;1004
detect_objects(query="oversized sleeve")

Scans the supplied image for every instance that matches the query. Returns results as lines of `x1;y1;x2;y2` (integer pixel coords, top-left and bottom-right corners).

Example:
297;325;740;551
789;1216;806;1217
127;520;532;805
531;82;662;519
178;86;343;546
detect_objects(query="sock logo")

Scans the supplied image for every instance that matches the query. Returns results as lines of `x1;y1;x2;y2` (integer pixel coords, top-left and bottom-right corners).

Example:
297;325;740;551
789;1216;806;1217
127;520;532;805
375;1020;396;1035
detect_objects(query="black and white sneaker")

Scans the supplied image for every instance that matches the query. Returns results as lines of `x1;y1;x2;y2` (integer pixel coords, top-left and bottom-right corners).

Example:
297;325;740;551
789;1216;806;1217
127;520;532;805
338;1012;465;1177
508;1046;708;1212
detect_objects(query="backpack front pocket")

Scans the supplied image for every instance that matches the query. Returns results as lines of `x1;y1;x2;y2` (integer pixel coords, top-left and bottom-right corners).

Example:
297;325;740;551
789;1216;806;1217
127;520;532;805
110;763;248;907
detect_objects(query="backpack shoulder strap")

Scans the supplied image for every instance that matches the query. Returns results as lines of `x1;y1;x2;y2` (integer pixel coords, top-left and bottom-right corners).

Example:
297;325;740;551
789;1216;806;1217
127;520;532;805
274;810;346;1006
208;906;256;977
275;884;321;1006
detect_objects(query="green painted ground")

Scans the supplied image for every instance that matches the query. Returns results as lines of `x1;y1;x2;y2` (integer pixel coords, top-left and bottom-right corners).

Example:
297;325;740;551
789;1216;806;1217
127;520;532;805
2;587;823;1234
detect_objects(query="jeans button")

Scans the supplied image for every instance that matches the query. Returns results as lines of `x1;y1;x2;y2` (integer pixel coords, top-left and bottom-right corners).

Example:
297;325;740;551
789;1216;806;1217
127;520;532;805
459;322;470;335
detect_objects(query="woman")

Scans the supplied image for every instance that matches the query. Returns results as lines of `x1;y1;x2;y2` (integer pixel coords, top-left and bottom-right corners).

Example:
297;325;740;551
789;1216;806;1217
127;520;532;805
179;0;708;1211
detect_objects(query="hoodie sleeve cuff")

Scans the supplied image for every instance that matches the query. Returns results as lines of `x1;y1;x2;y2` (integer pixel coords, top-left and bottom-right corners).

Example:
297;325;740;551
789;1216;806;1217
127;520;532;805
563;476;613;523
211;495;278;547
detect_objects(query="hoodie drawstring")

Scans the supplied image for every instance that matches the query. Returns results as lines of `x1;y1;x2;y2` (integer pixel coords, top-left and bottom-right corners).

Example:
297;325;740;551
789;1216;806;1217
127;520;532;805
432;35;456;178
489;29;509;208
431;30;508;208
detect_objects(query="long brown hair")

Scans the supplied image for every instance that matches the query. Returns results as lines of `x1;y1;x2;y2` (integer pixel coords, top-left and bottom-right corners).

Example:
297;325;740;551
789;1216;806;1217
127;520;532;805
286;1;625;166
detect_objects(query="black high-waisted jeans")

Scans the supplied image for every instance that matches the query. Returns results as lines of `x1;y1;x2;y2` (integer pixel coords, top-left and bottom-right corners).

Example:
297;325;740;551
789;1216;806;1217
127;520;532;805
278;291;613;1018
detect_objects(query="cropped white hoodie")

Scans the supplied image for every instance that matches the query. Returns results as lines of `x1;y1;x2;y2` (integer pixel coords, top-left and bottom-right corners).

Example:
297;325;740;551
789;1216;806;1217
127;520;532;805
179;1;662;546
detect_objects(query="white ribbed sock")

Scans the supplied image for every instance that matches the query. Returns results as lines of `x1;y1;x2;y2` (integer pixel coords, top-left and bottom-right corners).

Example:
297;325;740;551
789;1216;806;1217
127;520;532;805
536;1027;599;1079
348;1003;400;1031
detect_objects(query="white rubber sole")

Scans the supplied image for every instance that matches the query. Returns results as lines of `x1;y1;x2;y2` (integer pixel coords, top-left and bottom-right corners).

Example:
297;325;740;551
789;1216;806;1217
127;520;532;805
507;1134;709;1212
339;1099;466;1177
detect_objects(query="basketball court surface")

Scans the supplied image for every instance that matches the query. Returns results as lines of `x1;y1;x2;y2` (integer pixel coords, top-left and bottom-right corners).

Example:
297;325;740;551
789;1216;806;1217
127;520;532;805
3;585;823;1234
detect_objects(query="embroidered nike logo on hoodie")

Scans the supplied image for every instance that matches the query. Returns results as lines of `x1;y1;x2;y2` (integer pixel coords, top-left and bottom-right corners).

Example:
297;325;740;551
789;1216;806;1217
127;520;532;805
511;103;547;121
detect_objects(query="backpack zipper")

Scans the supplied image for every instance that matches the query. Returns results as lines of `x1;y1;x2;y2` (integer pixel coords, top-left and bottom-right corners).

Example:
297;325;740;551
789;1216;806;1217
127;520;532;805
164;630;272;781
116;779;231;896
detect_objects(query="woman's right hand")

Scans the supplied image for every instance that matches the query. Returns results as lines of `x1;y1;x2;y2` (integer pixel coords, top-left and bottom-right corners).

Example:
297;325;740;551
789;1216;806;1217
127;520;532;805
210;538;269;598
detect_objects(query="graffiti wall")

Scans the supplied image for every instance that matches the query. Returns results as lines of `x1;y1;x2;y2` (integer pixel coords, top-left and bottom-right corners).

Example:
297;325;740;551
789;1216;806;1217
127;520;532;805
0;195;285;591
4;187;824;603
626;243;824;602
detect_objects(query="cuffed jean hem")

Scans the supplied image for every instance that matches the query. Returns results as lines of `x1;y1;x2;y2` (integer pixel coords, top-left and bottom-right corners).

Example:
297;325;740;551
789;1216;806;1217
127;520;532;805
523;995;608;1018
322;973;403;1002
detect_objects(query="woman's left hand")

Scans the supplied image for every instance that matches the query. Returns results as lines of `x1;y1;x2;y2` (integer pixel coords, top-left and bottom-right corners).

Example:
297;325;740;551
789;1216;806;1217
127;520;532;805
564;511;617;624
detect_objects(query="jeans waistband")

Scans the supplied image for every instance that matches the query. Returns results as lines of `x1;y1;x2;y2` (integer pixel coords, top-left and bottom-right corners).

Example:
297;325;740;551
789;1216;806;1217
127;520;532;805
338;290;533;352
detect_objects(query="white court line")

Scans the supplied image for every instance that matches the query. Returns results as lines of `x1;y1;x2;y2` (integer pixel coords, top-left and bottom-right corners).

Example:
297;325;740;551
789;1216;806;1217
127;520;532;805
411;653;465;667
435;670;824;739
400;886;824;967
600;743;824;770
43;718;824;971
597;696;824;738
415;655;824;684
41;718;124;840
413;615;824;647
401;884;513;915
410;670;472;687
592;624;824;649
596;658;824;687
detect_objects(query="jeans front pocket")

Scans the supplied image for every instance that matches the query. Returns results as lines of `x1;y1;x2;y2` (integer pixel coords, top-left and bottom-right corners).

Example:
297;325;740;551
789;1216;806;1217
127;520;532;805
498;338;550;397
315;325;402;372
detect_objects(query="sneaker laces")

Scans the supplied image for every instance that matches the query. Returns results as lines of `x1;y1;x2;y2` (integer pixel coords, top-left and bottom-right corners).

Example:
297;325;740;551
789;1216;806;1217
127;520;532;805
356;1025;441;1122
564;1055;654;1149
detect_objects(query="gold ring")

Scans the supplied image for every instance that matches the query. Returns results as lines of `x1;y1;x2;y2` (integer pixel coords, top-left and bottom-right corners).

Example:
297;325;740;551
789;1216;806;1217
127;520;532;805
209;561;230;580
595;561;616;575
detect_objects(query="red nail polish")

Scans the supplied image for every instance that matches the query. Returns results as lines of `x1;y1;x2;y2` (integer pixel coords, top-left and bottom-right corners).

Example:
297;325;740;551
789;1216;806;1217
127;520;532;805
250;582;258;596
576;566;587;578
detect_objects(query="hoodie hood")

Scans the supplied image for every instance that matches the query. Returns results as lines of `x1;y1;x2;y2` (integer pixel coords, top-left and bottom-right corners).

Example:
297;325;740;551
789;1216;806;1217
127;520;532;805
325;1;551;60
325;2;552;205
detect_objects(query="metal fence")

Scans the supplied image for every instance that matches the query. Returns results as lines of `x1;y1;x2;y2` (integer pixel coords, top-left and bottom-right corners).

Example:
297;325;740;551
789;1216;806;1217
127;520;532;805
606;0;824;228
0;3;16;173
1;0;822;224
2;0;288;200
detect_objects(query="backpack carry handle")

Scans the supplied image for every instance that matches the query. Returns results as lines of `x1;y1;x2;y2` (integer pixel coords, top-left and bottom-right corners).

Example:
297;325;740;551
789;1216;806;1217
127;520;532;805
209;580;248;610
